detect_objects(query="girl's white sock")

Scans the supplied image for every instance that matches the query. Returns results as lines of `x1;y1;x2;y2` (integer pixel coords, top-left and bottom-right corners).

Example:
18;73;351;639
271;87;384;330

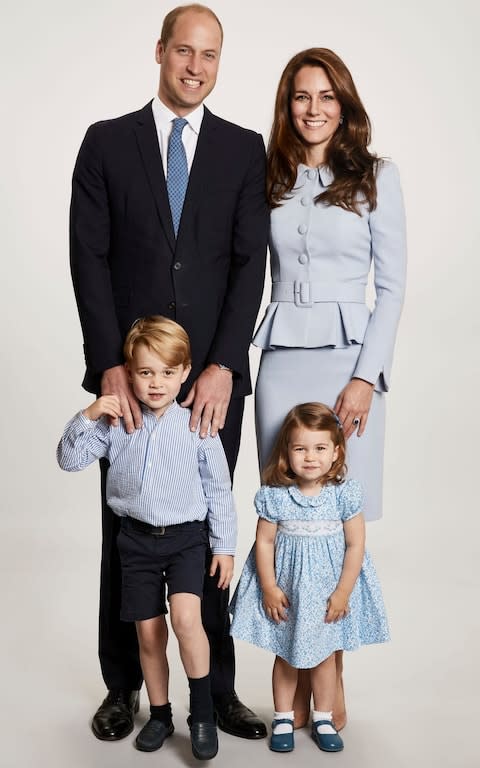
272;711;294;735
312;710;336;734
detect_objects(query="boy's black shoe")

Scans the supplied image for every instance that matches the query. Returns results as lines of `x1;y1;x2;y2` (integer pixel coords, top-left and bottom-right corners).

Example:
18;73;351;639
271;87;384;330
188;716;219;760
135;718;174;751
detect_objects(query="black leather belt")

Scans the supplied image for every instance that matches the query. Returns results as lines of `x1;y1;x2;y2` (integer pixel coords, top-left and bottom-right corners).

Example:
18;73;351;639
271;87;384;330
121;516;205;537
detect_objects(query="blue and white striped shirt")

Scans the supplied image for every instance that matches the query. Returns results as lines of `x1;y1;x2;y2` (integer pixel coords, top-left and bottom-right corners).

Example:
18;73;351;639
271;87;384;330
57;401;237;554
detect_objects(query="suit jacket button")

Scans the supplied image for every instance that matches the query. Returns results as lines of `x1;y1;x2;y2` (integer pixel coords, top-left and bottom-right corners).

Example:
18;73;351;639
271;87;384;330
173;261;182;270
168;301;176;310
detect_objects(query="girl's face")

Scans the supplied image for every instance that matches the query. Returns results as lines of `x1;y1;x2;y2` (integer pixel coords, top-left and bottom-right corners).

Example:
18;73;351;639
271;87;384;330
287;426;339;493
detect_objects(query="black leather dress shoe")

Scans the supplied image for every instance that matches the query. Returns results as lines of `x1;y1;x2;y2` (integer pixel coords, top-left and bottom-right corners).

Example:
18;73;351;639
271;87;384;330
135;718;174;751
91;690;140;741
188;717;218;761
215;692;267;739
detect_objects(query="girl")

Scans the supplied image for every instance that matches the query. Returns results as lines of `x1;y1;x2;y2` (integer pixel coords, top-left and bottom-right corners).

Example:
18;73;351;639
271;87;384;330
230;403;389;753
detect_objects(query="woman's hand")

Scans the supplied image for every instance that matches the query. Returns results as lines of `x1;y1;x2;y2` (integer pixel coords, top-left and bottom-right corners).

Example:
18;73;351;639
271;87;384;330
335;378;374;439
262;585;290;623
325;588;349;623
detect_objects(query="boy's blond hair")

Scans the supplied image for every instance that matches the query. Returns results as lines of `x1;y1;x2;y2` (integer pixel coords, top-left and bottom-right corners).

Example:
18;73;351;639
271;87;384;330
123;316;191;368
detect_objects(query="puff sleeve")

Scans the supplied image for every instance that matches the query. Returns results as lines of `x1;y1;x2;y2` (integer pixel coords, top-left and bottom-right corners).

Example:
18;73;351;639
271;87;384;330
254;486;280;523
337;479;364;522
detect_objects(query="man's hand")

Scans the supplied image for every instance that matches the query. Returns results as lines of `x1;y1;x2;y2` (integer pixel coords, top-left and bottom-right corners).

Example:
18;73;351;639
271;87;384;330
210;555;234;589
181;364;233;438
101;365;142;433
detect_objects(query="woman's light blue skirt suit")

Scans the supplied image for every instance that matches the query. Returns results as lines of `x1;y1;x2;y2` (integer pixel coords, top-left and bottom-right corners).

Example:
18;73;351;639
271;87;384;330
254;162;407;521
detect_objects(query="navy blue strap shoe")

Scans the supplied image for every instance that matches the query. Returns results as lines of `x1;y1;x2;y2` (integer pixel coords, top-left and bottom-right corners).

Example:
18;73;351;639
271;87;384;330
270;718;294;752
311;720;344;752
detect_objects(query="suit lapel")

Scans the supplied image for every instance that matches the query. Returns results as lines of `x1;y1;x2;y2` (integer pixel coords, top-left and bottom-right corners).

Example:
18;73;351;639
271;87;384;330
134;102;176;254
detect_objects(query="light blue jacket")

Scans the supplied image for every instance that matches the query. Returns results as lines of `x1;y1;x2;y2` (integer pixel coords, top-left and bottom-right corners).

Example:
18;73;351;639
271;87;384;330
253;161;407;390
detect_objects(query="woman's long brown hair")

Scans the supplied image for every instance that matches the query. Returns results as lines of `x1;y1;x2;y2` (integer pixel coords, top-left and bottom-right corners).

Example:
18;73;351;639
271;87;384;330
267;48;379;214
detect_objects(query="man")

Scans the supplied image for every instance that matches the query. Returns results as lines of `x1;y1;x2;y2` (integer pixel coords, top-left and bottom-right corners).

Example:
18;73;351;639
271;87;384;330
70;3;268;743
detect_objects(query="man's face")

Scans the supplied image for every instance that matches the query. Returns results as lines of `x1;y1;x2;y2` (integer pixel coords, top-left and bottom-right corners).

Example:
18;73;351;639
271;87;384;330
156;10;222;116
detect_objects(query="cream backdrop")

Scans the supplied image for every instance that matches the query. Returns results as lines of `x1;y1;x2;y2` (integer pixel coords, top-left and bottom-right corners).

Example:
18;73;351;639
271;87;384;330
2;1;479;766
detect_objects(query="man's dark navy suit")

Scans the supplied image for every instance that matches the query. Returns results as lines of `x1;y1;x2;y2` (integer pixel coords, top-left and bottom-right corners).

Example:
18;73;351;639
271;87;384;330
70;101;268;695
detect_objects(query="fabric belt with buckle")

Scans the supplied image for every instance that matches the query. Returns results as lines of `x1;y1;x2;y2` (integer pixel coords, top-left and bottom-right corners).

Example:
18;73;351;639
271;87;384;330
271;280;366;307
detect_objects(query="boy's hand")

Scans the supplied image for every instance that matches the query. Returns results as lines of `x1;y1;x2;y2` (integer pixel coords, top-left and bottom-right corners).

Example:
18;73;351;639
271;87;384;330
325;588;349;623
210;555;234;589
262;586;290;623
83;395;123;422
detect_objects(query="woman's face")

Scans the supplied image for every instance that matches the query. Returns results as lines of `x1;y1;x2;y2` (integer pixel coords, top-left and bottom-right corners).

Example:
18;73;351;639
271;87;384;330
290;65;342;164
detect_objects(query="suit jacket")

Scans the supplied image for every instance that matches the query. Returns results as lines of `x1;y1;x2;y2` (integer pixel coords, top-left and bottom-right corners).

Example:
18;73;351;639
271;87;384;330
70;102;269;396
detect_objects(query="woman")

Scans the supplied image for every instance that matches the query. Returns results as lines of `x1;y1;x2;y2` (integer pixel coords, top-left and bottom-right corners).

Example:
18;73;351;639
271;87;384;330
254;48;406;729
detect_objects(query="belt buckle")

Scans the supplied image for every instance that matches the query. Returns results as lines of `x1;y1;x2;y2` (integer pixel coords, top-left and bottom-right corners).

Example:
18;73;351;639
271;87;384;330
294;280;313;307
152;526;166;536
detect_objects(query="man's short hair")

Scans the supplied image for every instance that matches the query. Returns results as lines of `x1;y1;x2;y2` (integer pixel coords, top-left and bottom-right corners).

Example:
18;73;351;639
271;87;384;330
160;3;223;47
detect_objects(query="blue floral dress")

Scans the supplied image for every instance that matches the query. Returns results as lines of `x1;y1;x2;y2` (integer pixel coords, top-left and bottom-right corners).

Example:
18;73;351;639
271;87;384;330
229;480;389;668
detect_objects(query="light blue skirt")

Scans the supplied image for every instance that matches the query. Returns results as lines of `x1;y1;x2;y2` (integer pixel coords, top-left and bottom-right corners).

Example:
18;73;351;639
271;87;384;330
255;346;385;521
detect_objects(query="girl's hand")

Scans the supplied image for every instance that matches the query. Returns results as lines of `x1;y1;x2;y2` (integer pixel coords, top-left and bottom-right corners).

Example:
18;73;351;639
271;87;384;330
210;555;234;589
335;378;374;438
325;589;349;623
262;586;290;623
83;395;122;422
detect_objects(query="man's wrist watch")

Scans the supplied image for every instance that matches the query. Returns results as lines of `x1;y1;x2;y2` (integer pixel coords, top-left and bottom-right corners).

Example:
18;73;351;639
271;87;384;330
215;363;233;373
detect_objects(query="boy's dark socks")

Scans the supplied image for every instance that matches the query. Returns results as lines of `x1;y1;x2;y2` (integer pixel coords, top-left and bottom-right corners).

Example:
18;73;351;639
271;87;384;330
188;675;215;724
150;702;173;724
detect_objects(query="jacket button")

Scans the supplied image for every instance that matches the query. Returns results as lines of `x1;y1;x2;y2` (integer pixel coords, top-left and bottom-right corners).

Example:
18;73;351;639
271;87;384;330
173;261;182;270
298;253;308;265
298;224;308;235
168;301;176;310
300;196;310;207
307;169;317;181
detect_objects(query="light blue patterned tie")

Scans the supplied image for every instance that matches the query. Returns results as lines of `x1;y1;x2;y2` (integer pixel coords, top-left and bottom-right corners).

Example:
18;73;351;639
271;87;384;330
167;117;188;236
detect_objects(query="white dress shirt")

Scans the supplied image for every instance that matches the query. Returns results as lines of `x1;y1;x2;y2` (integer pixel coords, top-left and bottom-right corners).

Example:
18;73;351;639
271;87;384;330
151;95;204;176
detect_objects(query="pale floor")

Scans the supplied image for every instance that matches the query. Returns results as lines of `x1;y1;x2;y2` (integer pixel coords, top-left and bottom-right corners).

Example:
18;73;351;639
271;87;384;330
2;515;478;768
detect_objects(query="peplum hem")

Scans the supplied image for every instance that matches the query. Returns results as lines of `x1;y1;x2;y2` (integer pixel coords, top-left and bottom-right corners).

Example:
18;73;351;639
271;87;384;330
253;302;371;350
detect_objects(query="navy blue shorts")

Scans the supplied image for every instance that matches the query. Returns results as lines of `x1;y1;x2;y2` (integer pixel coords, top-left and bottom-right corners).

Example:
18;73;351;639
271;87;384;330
116;516;208;622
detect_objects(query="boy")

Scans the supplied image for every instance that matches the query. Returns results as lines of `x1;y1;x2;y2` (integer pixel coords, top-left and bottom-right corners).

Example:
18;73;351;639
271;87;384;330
57;316;236;760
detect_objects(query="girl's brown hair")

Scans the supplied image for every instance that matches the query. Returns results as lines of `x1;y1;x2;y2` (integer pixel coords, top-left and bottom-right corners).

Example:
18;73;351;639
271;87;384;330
262;402;346;487
267;48;378;214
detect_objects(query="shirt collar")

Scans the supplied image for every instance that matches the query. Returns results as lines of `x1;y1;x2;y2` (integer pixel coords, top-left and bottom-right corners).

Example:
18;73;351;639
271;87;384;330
296;163;334;188
288;484;329;507
140;399;178;420
152;95;204;135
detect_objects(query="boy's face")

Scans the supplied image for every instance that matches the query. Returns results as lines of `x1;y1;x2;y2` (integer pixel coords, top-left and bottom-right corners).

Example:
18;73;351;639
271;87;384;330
126;343;191;418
